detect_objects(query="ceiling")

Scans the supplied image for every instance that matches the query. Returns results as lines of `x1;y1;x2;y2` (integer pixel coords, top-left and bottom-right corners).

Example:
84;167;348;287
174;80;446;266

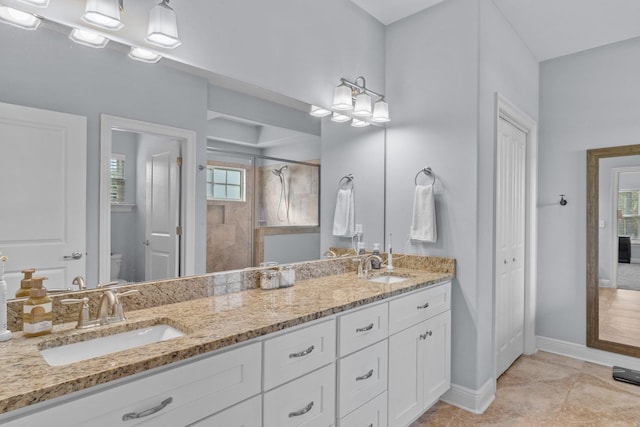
350;0;640;61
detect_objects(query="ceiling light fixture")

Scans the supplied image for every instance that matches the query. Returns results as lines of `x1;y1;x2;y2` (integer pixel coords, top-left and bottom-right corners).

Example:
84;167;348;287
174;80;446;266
310;105;331;117
69;28;109;48
316;76;390;127
15;0;49;7
145;0;181;49
128;46;162;63
0;5;40;30
82;0;123;31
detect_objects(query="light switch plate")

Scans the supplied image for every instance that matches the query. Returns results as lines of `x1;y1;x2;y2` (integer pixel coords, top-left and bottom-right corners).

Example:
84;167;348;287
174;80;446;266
599;220;605;228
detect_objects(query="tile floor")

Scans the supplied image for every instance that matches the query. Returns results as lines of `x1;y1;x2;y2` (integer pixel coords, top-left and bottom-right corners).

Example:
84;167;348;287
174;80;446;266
412;351;640;426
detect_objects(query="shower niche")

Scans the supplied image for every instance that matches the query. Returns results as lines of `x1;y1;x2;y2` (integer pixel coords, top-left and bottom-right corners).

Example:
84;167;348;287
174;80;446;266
206;149;320;273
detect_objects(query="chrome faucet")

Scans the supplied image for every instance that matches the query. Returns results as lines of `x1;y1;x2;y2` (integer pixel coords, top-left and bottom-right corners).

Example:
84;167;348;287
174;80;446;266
61;289;139;329
72;276;86;290
358;254;383;278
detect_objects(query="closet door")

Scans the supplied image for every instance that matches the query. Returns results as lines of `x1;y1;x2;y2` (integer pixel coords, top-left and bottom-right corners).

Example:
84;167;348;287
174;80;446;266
495;116;527;377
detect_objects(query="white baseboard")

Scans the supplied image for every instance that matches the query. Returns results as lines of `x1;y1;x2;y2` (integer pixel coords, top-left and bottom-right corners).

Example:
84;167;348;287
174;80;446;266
537;336;640;370
440;378;495;414
599;279;613;288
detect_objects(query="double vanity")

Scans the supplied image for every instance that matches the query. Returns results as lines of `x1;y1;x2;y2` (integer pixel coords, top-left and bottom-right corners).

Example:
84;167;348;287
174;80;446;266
0;255;454;427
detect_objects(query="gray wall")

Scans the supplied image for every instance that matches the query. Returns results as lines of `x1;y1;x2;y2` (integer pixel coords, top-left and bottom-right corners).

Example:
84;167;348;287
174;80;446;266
264;234;321;265
385;0;539;391
539;36;640;344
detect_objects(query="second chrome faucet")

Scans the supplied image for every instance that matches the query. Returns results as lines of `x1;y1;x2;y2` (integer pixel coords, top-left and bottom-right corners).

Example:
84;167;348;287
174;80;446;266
61;289;140;329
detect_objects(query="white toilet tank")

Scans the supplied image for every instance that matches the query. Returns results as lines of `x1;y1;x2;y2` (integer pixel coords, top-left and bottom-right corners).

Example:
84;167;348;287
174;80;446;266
110;253;123;281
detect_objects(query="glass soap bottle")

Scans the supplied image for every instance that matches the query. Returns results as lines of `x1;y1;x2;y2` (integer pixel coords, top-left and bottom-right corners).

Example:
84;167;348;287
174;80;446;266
15;268;35;298
23;276;53;337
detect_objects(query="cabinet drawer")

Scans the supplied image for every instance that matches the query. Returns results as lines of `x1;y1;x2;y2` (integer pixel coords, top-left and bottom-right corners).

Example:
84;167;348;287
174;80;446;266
263;319;336;391
338;391;387;427
337;339;388;418
263;364;335;427
338;302;388;356
187;395;261;427
389;281;450;335
7;342;262;427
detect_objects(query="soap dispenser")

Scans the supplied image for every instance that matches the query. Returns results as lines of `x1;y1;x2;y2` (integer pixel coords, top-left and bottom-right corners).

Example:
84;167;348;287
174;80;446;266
23;276;53;337
15;268;35;298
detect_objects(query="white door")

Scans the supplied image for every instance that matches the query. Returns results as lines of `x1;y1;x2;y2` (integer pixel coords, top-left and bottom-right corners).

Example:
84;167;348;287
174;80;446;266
145;141;180;281
495;117;527;377
0;102;86;295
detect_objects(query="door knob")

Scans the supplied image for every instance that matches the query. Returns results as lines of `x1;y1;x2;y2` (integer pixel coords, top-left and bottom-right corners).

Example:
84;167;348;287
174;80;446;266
63;251;83;260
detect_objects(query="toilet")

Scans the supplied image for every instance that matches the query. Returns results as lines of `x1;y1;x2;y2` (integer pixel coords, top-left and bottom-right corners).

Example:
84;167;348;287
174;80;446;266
110;253;123;281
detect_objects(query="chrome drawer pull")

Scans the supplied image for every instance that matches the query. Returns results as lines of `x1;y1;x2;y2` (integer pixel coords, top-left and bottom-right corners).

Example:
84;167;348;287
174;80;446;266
417;302;430;309
419;330;433;340
356;369;374;381
356;323;374;333
289;345;315;358
122;397;173;421
288;401;314;417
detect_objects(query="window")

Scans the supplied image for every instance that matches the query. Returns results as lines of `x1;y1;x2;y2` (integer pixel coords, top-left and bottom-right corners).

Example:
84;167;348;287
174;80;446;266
110;154;126;204
618;189;640;239
207;166;245;201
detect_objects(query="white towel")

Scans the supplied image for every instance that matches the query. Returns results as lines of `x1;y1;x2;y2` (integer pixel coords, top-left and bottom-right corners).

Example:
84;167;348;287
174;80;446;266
410;184;437;242
332;188;355;237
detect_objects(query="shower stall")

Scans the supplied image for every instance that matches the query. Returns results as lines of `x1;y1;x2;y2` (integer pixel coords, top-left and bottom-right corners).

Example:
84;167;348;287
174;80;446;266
206;148;320;272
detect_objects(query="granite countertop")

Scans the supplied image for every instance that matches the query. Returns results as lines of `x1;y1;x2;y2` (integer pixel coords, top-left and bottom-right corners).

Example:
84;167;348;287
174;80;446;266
0;266;453;415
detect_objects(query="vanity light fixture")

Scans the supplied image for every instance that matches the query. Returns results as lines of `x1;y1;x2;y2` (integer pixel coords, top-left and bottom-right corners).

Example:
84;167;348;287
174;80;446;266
0;5;40;30
145;0;181;49
82;0;123;31
15;0;49;7
371;99;390;123
331;112;351;123
128;46;162;63
332;85;354;111
352;92;372;118
69;28;109;48
351;118;370;128
310;105;331;117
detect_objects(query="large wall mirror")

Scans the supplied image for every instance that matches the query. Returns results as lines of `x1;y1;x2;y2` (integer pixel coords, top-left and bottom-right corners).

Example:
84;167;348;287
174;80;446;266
587;144;640;358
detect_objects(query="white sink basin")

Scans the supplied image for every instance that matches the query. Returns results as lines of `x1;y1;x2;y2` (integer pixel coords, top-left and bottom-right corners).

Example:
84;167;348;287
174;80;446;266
40;324;184;367
368;275;408;284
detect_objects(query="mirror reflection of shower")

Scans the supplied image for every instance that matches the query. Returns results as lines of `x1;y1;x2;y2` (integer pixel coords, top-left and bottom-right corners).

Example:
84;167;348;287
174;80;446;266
272;164;290;222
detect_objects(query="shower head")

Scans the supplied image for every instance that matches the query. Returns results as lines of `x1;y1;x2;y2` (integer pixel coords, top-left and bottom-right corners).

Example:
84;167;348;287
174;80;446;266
272;165;288;176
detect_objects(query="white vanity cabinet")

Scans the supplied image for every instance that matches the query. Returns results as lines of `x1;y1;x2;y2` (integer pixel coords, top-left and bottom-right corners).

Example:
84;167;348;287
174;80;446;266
3;342;262;427
388;281;451;427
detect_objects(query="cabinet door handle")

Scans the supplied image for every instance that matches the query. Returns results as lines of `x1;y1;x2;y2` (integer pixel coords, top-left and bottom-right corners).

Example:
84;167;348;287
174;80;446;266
420;330;433;340
356;369;374;381
417;302;430;309
288;401;314;417
289;345;315;359
356;323;374;333
122;397;173;421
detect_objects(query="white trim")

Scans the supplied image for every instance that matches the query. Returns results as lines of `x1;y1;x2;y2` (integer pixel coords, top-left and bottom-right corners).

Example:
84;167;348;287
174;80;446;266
537;336;640;371
494;93;539;376
440;378;495;414
99;114;196;283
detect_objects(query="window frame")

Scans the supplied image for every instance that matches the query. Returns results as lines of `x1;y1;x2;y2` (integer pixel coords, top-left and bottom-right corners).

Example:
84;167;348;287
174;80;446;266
206;165;246;202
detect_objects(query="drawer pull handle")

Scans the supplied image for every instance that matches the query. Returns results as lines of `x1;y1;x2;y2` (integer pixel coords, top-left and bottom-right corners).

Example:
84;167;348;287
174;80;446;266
356;369;374;381
289;345;315;358
289;401;314;417
417;302;430;309
356;323;374;333
122;397;173;421
420;330;433;340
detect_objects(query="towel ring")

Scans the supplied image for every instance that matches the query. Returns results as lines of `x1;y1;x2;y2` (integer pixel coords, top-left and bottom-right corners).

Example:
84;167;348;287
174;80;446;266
414;167;435;186
339;174;354;190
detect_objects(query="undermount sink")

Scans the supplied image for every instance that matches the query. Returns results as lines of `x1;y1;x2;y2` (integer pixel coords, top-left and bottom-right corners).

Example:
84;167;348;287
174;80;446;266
368;275;408;284
40;324;184;367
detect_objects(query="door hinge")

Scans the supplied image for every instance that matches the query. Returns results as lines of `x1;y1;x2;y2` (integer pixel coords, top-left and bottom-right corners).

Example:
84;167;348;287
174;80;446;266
176;156;183;167
176;226;183;236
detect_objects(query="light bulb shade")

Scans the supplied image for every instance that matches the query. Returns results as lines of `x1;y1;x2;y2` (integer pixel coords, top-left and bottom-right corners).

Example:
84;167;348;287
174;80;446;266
82;0;123;30
310;105;331;117
353;92;372;117
0;6;40;30
69;28;109;48
331;112;351;123
371;100;390;123
145;0;181;49
332;85;353;111
15;0;50;7
351;118;370;128
129;47;162;63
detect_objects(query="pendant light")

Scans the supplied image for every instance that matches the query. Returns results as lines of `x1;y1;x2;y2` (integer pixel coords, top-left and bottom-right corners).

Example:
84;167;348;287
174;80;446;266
69;28;109;48
371;99;390;123
0;5;40;30
352;92;372;117
82;0;123;31
145;0;181;49
332;85;353;111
